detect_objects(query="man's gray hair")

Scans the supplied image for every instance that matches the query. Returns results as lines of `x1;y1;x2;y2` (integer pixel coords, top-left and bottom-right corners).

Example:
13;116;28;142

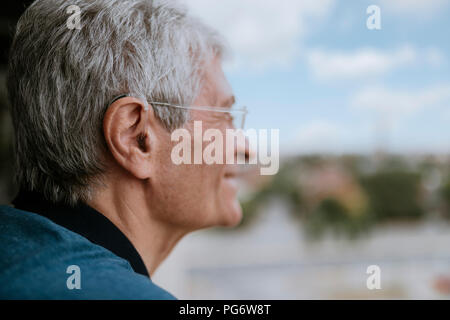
7;0;226;204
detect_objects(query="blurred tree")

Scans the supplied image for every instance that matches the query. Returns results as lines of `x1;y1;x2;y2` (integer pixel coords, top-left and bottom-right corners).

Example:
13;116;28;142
441;178;450;219
240;156;434;240
305;197;371;240
239;160;303;229
360;170;424;222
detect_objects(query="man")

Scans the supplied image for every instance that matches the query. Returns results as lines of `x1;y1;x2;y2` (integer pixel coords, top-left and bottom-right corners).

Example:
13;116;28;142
0;0;248;299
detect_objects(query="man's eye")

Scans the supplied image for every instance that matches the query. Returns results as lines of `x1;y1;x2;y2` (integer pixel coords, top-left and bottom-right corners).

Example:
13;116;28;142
225;113;234;122
212;112;233;124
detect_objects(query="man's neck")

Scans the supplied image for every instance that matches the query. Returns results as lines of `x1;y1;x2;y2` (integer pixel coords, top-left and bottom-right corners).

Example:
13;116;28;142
88;184;186;277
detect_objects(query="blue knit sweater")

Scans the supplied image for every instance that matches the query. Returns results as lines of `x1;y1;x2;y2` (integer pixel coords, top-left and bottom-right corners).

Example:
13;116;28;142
0;205;176;300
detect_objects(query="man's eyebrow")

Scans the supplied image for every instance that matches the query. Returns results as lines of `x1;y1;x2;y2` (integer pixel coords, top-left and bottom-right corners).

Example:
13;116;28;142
220;95;236;108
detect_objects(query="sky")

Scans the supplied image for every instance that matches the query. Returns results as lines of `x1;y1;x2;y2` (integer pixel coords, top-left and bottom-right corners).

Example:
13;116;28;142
184;0;450;155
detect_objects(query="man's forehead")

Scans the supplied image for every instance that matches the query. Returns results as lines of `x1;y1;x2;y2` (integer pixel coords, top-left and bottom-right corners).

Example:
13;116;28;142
200;58;234;107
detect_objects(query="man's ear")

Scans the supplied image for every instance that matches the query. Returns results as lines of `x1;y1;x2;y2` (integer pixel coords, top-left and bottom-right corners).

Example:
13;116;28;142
103;96;154;179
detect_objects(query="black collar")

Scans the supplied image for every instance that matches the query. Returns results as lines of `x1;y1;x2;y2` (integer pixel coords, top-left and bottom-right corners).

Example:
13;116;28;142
12;189;149;278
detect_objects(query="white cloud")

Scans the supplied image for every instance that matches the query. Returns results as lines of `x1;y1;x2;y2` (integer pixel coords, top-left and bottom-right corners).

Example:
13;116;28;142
184;0;335;72
307;46;446;80
424;47;447;67
295;121;344;152
307;46;417;80
291;120;374;154
351;84;450;117
350;84;450;153
380;0;449;16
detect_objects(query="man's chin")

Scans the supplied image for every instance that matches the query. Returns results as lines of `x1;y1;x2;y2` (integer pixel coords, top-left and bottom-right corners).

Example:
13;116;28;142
218;200;243;227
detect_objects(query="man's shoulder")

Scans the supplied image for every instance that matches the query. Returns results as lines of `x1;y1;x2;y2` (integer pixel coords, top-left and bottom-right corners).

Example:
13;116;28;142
0;205;176;300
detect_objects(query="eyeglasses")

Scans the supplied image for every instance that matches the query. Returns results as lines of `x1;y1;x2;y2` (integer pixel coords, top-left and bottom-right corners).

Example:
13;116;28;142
109;94;248;130
149;102;248;130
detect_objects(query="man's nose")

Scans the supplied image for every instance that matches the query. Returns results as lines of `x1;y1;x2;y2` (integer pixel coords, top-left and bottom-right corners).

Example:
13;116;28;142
235;134;251;163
